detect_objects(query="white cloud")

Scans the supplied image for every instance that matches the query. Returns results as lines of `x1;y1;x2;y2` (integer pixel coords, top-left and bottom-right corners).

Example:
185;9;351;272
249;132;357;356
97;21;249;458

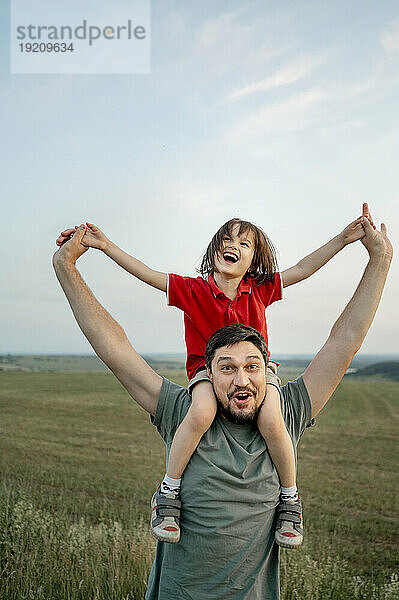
230;89;325;141
381;19;399;51
155;6;293;95
227;56;317;101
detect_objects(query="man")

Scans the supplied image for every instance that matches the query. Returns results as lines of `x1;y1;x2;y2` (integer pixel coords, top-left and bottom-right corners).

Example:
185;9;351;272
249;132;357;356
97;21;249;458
53;214;392;599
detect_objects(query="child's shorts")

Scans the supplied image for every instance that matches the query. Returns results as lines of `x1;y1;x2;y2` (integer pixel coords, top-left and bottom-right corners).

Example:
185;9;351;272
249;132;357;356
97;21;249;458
187;361;281;395
188;368;211;395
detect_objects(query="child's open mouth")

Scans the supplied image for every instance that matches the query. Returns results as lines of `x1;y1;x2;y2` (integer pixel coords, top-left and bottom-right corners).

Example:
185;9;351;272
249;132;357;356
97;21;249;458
223;252;238;264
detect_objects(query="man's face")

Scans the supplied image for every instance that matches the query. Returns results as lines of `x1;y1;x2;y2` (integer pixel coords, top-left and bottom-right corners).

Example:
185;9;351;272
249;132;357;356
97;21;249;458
208;341;267;424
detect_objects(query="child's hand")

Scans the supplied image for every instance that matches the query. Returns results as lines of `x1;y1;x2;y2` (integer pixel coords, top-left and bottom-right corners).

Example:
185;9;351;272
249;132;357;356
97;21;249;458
81;223;109;251
56;223;109;251
339;203;375;245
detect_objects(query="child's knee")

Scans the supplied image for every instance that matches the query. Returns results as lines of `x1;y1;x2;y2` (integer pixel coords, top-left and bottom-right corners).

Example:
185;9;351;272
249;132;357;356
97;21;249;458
188;400;216;433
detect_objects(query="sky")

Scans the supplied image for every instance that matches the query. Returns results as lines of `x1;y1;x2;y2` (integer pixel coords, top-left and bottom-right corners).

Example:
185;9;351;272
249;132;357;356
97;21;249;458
1;0;398;357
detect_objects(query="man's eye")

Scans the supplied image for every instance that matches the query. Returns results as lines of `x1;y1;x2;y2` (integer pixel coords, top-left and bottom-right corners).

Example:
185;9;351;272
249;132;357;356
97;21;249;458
241;242;249;248
248;364;259;370
221;365;232;371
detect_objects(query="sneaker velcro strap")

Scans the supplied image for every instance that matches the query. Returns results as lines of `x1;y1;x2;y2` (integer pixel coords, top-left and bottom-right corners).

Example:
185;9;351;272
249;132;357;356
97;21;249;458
156;506;180;517
277;513;302;524
157;496;181;509
279;502;302;514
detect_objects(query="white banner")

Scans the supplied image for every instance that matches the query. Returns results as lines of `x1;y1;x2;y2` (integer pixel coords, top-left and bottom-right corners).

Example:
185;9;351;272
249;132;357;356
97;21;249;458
10;0;151;74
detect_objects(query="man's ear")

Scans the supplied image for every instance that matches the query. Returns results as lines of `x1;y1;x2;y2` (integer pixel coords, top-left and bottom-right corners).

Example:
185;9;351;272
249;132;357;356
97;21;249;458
207;367;213;382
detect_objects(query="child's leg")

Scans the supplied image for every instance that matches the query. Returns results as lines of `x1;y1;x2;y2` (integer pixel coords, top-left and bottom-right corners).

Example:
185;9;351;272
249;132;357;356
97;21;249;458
257;385;296;488
257;374;303;548
151;379;216;544
166;380;217;478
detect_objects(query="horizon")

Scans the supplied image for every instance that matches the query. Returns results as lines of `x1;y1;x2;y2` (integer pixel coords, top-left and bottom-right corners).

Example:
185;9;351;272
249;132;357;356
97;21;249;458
3;351;399;360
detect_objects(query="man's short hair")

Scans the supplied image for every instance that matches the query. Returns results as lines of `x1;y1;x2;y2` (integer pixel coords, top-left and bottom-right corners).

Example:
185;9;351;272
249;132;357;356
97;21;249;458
205;324;269;371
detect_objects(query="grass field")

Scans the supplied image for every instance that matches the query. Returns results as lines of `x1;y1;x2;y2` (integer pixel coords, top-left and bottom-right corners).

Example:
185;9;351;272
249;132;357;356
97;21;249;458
0;365;398;599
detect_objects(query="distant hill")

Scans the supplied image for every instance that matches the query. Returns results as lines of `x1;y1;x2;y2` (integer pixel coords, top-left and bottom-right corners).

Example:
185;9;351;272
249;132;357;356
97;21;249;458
0;354;186;373
347;361;399;381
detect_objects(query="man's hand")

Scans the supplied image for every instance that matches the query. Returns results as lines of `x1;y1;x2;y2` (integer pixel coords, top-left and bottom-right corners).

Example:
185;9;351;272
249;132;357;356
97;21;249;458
339;203;375;246
361;217;393;262
56;226;78;247
53;224;89;269
361;202;375;229
56;222;109;251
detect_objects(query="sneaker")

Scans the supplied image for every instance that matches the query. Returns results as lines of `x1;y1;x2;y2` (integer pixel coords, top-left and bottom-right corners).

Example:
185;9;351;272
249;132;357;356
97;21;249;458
275;497;303;549
150;486;181;543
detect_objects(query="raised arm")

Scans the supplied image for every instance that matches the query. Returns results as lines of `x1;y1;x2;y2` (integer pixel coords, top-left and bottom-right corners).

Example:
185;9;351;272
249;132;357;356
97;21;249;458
56;223;167;292
302;217;392;419
53;225;163;415
281;204;373;288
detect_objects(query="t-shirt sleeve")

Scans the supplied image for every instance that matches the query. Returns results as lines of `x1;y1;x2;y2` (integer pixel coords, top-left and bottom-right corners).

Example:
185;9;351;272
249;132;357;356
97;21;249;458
151;378;191;445
167;273;193;313
257;272;283;307
280;376;314;446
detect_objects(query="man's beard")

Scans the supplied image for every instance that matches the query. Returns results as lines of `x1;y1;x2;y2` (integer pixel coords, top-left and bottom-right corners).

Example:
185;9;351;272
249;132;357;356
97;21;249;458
216;393;262;425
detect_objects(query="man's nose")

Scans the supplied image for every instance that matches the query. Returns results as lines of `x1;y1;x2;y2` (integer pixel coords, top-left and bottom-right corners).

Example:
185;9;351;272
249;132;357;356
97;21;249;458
233;367;249;386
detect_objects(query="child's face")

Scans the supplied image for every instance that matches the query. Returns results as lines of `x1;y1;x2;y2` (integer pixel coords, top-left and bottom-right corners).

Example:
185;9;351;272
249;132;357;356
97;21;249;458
214;224;255;279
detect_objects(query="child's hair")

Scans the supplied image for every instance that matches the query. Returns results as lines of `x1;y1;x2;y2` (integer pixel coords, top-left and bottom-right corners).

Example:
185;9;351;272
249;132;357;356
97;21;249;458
198;218;278;285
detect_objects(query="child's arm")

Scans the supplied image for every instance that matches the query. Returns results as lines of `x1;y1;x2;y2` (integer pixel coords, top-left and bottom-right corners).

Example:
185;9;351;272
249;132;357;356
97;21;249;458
56;223;167;292
281;205;373;288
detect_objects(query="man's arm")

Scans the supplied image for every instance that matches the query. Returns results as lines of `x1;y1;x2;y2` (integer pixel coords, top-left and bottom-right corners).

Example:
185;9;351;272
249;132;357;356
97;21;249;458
302;218;392;419
281;204;373;288
53;225;163;415
56;223;167;292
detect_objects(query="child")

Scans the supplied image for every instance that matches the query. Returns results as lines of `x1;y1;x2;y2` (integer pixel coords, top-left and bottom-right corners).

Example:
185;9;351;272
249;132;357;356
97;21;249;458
56;208;369;548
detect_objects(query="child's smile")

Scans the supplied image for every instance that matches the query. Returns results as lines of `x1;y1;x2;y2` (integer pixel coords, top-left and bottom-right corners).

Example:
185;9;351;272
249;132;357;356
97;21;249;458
222;251;239;264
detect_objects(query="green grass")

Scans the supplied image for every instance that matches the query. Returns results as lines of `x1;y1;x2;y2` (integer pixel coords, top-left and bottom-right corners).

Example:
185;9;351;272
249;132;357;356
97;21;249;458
0;370;398;599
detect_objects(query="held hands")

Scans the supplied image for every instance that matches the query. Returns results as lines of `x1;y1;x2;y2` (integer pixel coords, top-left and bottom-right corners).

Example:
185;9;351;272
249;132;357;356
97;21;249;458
360;218;393;262
53;224;89;267
56;222;109;251
339;203;375;246
339;203;392;261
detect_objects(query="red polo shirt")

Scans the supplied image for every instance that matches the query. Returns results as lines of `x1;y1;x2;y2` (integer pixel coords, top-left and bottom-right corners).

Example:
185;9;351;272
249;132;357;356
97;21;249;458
167;273;283;379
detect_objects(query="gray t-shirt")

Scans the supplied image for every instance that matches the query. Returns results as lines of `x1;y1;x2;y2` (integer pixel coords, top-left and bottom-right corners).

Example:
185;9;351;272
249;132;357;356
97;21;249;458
146;377;312;600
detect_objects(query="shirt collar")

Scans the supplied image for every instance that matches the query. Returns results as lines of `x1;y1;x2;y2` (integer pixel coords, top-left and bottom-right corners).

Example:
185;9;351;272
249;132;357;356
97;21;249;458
207;275;252;298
